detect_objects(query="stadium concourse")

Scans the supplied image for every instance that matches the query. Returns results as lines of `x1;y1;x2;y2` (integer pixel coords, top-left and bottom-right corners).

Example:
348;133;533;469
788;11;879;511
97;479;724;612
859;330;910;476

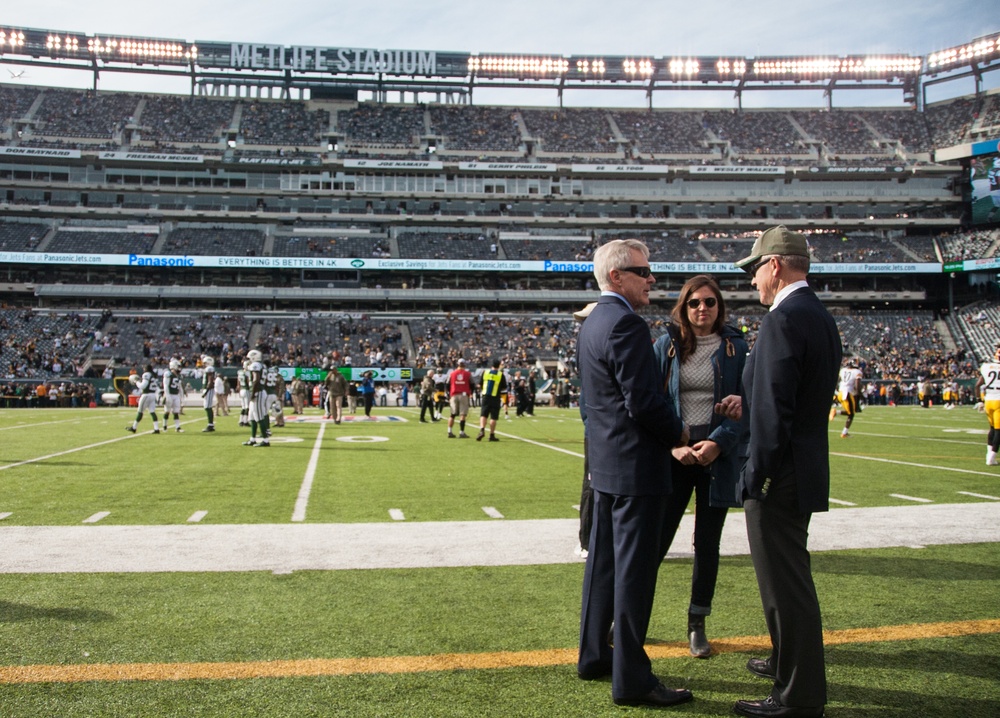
2;501;999;574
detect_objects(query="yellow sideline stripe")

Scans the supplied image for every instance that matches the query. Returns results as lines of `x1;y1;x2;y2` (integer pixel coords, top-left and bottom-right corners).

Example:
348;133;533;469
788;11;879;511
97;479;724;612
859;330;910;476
2;619;998;685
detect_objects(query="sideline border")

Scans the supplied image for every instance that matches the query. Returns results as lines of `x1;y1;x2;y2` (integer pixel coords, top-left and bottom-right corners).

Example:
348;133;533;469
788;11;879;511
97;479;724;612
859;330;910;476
2;618;998;685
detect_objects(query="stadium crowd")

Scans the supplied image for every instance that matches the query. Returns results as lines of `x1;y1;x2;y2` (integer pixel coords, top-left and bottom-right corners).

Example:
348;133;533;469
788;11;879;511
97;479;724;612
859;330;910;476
0;301;992;404
1;82;998;406
3;220;995;264
0;83;991;165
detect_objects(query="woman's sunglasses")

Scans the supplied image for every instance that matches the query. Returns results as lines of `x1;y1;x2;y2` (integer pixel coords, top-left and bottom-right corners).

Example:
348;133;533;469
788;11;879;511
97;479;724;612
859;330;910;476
686;297;718;309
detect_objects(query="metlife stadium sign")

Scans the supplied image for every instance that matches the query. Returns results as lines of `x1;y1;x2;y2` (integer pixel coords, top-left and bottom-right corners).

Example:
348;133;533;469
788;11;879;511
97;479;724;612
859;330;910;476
219;44;436;74
0;252;944;275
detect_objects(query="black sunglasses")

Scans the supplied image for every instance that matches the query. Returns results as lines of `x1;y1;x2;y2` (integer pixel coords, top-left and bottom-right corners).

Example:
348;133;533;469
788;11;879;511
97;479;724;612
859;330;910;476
746;258;770;275
620;266;652;278
686;297;718;309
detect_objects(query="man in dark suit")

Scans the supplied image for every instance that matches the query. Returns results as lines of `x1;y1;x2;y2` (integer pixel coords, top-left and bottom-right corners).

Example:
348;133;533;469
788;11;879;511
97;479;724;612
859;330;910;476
576;239;692;708
721;226;842;718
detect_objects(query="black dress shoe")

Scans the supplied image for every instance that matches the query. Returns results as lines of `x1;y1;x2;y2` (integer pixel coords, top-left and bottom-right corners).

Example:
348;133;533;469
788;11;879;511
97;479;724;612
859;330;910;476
577;667;611;681
746;656;776;679
614;681;693;707
734;696;823;717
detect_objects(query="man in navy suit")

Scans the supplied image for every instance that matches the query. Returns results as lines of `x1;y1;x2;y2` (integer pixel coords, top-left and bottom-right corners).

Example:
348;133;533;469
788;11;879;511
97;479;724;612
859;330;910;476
576;239;692;708
720;226;842;718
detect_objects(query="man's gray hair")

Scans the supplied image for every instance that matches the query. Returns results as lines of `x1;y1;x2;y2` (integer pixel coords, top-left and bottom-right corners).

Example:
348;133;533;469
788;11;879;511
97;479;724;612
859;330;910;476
771;253;810;274
593;239;650;291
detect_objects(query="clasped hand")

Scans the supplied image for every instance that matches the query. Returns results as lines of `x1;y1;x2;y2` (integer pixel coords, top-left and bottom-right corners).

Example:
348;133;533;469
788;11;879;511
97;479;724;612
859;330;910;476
672;440;720;466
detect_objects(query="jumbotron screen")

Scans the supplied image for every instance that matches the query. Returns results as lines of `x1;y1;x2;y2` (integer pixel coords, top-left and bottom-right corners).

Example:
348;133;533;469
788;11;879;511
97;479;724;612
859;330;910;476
968;150;1000;226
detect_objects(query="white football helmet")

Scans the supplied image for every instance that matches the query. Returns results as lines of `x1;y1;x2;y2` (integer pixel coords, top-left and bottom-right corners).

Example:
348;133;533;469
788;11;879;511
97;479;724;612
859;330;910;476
201;355;215;367
128;374;140;385
247;349;263;363
169;360;181;371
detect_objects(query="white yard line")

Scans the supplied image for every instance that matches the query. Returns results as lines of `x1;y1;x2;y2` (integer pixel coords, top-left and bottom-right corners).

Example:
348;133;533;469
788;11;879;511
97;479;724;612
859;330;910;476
958;491;1000;501
0;434;141;471
494;431;584;458
832;430;982;446
0;413;126;431
291;422;327;522
891;494;933;503
0;420;203;471
854;418;984;431
830;452;999;478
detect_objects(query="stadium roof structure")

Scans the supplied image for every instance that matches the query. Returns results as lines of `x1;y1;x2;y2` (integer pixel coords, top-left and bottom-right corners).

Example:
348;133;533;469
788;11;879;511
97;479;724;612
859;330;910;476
0;25;998;108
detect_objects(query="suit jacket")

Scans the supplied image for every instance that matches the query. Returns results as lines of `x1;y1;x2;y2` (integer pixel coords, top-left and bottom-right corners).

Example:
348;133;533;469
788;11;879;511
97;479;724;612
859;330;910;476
578;295;685;496
738;287;842;513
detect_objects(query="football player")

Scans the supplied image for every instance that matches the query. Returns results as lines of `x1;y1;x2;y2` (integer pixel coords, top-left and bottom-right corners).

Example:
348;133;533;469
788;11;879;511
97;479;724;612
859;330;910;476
265;361;283;432
237;360;251;427
837;357;863;438
201;356;217;433
943;378;959;410
269;365;286;428
244;349;270;447
974;346;1000;466
162;359;184;432
126;364;160;434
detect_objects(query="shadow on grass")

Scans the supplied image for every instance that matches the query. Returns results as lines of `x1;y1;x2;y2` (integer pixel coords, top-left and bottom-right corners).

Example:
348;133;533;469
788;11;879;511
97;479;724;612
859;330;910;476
675;669;1000;717
821;643;1000;715
0;600;113;624
812;553;1000;581
830;643;1000;683
827;684;1000;717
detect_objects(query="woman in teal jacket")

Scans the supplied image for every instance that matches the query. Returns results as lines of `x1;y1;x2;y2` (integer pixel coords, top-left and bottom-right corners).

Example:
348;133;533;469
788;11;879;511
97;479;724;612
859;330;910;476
652;274;748;658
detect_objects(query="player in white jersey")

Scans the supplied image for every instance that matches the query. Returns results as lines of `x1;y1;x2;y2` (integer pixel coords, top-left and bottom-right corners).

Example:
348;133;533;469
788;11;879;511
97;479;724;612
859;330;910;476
270;368;286;428
265;363;283;431
244;349;270;447
237;363;251;427
942;379;959;409
974;346;1000;466
916;378;929;408
201;356;217;433
162;359;184;432
125;364;160;434
836;358;863;438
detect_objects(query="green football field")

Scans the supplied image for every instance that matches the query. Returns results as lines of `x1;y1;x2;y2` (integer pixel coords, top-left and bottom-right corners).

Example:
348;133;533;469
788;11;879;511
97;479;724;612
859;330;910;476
1;403;998;716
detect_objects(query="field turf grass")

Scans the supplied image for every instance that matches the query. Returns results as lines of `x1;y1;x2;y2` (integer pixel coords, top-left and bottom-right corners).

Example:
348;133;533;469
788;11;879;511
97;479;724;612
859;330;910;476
1;403;999;716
